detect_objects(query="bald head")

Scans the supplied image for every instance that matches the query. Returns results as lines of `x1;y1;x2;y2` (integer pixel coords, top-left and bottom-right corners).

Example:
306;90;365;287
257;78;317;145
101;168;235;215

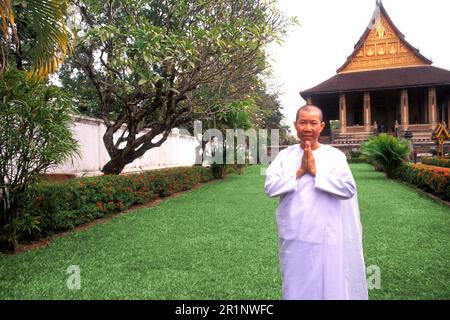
296;105;323;122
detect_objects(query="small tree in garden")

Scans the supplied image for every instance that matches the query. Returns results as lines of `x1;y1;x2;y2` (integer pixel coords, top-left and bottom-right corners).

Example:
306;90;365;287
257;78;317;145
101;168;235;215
360;133;411;179
203;101;254;179
0;68;78;252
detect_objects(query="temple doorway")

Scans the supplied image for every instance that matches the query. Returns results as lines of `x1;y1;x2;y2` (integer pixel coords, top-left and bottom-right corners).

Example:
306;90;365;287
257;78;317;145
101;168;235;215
371;90;399;133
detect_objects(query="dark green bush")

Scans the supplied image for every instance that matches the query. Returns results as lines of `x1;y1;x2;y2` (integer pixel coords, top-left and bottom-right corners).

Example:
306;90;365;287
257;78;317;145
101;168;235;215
349;150;362;159
347;158;367;164
361;134;411;179
16;166;214;242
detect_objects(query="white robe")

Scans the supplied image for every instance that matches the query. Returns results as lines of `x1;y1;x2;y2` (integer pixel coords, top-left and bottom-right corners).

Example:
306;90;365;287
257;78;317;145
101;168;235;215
265;144;368;300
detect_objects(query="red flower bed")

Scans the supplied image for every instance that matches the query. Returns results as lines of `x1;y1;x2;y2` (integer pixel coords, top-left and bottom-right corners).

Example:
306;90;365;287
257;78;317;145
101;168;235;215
397;163;450;201
18;166;214;242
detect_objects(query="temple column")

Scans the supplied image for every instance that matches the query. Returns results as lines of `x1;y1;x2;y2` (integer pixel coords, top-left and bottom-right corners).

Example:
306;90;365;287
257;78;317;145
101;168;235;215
339;93;347;133
400;89;409;131
447;99;450;129
306;97;313;105
364;92;371;132
428;87;437;129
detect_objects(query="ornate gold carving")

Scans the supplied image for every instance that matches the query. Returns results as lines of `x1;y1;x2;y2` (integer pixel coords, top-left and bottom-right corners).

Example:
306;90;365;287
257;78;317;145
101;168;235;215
340;13;428;73
376;22;386;39
388;42;398;54
377;43;386;55
344;53;425;72
367;16;395;40
366;45;375;56
399;43;408;53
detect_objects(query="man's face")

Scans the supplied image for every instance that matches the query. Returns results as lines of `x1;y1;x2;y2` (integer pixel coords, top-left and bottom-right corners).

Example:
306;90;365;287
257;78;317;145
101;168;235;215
294;110;325;145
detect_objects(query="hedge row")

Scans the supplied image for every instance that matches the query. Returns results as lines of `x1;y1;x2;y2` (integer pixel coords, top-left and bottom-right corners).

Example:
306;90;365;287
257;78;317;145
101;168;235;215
17;166;214;242
347;158;368;164
397;163;450;201
421;156;450;168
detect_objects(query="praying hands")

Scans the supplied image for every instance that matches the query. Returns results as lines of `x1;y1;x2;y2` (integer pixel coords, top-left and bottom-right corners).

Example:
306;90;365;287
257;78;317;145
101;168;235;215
296;141;316;179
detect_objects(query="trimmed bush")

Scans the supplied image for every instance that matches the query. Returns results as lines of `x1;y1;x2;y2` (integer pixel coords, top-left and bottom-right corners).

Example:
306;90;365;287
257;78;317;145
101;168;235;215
349;150;362;159
421;156;450;168
397;163;450;201
16;166;214;243
347;158;368;164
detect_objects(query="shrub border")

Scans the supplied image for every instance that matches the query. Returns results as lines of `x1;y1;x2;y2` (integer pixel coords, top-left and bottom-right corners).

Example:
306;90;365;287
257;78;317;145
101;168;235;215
15;166;215;245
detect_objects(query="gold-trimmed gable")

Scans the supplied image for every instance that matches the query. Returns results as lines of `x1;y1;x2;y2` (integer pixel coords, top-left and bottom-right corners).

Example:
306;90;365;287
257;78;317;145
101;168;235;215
338;2;431;74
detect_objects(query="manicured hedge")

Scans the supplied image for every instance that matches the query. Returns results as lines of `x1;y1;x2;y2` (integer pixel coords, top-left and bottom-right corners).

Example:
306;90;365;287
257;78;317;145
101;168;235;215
347;158;368;164
421;156;450;168
17;166;214;242
397;163;450;201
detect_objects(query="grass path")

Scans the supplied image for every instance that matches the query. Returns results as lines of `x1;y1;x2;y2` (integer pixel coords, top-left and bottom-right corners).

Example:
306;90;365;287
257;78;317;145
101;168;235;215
353;165;450;299
0;164;449;299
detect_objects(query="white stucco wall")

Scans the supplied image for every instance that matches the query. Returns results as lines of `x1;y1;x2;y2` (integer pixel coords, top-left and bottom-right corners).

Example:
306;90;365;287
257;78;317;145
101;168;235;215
49;115;200;176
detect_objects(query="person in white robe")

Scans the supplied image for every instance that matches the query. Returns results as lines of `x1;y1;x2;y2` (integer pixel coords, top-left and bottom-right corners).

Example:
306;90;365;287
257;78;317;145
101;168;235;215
264;105;368;300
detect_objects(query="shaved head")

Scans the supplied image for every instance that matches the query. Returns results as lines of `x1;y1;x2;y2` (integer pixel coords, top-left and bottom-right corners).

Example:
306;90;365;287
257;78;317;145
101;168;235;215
296;105;323;122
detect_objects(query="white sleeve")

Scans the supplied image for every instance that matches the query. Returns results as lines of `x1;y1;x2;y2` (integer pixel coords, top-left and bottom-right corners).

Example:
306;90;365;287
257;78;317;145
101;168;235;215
314;152;356;200
264;153;298;198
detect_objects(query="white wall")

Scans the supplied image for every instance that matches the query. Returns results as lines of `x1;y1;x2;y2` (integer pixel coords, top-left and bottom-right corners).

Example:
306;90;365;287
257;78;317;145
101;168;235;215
49;115;200;176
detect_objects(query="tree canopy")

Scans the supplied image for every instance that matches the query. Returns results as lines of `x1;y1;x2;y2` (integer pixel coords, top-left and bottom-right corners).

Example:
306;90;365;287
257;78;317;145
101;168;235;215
66;0;294;174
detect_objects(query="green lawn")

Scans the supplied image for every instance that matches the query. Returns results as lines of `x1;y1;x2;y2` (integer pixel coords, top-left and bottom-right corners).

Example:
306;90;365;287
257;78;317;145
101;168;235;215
0;164;449;299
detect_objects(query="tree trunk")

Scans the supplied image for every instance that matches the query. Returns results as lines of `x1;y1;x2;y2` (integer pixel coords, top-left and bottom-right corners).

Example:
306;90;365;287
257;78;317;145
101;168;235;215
101;149;149;175
0;235;16;253
101;123;172;174
101;157;128;175
0;194;19;253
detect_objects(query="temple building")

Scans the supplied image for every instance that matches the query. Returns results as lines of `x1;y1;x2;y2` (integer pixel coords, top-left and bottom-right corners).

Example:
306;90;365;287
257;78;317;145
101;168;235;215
300;0;450;152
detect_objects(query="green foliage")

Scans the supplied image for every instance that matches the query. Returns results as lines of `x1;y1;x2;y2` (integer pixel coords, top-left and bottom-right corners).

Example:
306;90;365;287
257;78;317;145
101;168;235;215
14;166;214;244
349;149;362;159
0;68;78;252
72;0;294;108
63;0;295;174
329;120;340;130
204;100;254;179
2;0;72;78
225;164;246;175
347;149;367;164
347;158;368;164
421;156;450;168
361;134;411;179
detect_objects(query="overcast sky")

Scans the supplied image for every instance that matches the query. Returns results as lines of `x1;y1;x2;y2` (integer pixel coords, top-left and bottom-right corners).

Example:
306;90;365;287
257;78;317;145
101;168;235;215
267;0;450;133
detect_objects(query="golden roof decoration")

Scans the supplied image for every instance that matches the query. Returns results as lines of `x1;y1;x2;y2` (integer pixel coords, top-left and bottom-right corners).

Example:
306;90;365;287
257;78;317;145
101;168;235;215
338;1;432;74
432;122;450;142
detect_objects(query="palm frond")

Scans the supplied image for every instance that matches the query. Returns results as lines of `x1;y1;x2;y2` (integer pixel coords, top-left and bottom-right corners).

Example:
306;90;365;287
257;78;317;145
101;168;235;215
25;0;72;78
0;0;19;72
361;134;411;178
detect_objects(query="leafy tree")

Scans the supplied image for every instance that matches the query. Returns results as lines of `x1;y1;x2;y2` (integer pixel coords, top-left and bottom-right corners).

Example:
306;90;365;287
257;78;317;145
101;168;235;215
252;88;290;144
0;68;78;252
67;0;294;174
0;0;71;78
360;134;411;179
202;100;254;179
